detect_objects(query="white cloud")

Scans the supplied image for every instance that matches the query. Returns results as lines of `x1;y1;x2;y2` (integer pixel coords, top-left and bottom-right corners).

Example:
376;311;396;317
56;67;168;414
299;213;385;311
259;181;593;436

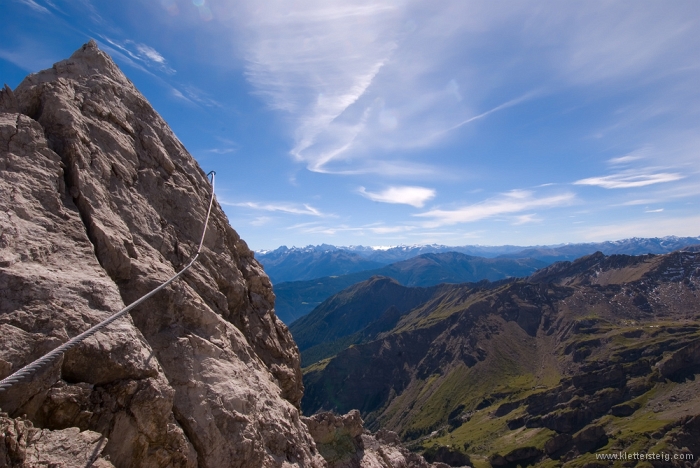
607;154;645;165
368;225;415;234
205;147;237;155
414;190;575;228
100;36;175;74
178;84;222;107
223;201;328;217
512;214;540;225
440;90;542;135
234;1;402;171
170;87;188;101
250;216;273;226
574;171;684;189
17;0;50;14
310;159;447;178
206;0;700;178
554;2;699;85
358;186;436;207
135;43;166;65
620;199;657;206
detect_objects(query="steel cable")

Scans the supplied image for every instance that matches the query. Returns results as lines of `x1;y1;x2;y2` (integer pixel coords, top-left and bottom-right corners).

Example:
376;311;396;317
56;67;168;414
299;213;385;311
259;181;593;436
0;171;216;393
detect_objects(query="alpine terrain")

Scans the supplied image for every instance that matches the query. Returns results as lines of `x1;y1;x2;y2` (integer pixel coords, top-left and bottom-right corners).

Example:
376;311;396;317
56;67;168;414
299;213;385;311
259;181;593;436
299;249;700;467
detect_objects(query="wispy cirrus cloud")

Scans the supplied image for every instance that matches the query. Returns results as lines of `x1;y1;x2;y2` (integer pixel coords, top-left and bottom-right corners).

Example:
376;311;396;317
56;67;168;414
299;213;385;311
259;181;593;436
620;199;658;206
286;221;416;236
574;171;684;189
16;0;50;14
358;185;436;207
194;137;239;157
133;43;168;67
99;36;175;74
211;0;700;182
607;154;645;165
234;1;402;172
250;216;273;226
205;147;237;155
222;201;329;217
554;2;700;85
170;84;222;108
512;214;541;225
415;190;575;228
440;90;542;135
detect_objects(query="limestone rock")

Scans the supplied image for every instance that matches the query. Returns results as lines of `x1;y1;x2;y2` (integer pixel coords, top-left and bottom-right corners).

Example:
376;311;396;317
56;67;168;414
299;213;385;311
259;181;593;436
0;111;193;467
303;411;440;468
303;411;364;466
0;414;113;467
1;41;324;467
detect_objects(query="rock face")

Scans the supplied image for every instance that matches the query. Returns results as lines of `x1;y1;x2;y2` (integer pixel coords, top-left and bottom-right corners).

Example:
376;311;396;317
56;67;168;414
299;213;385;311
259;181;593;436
0;414;114;467
302;411;439;468
0;41;325;467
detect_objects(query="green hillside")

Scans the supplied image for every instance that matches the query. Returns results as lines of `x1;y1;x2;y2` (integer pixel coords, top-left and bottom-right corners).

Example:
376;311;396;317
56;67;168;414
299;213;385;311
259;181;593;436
301;250;700;467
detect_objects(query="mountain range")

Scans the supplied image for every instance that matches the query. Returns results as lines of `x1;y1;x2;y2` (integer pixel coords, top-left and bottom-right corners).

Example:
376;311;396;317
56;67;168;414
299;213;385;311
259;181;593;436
260;237;700;323
257;236;700;282
275;252;547;323
296;247;700;467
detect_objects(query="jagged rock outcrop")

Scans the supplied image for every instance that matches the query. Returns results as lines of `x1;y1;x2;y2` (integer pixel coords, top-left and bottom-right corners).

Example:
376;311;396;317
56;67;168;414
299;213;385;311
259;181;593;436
302;411;441;468
0;41;325;467
0;414;113;467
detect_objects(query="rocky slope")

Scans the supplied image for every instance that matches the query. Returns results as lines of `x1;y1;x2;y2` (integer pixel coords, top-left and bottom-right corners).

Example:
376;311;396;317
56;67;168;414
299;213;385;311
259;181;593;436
302;249;700;467
0;41;442;468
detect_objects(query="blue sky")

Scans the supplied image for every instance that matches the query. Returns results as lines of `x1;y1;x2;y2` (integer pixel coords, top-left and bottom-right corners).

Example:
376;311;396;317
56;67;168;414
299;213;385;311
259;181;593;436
2;0;699;250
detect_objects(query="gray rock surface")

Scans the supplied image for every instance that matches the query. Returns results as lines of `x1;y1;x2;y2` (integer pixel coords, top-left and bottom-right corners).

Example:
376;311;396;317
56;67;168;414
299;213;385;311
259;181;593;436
302;411;440;468
0;41;323;467
0;413;114;467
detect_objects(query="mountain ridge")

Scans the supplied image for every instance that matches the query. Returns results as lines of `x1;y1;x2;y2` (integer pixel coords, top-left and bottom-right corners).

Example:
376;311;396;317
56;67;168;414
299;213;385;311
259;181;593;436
275;252;546;323
257;236;700;280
